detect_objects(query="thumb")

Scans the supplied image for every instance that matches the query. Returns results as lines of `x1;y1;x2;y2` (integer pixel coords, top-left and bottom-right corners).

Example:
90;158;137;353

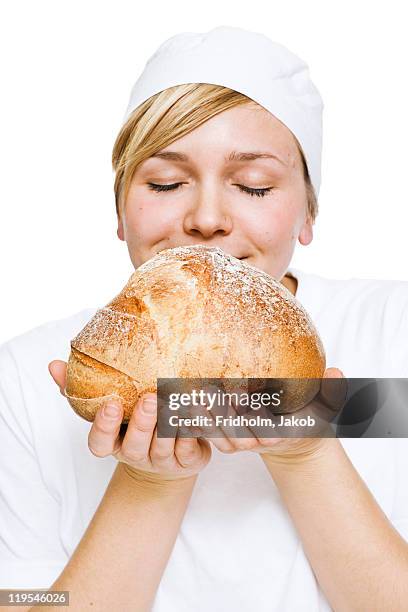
320;367;348;411
48;360;67;395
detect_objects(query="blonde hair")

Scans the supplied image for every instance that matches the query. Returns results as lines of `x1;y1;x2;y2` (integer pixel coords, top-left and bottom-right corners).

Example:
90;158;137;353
112;83;318;222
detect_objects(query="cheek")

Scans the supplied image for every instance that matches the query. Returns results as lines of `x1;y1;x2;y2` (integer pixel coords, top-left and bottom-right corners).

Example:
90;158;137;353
124;197;177;245
244;196;299;250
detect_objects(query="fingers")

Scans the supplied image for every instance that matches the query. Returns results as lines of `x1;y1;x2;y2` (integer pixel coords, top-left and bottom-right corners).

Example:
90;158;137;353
214;400;259;451
174;436;208;468
121;394;204;472
185;401;233;452
148;425;178;471
320;367;348;411
48;360;67;395
121;393;175;471
88;400;124;457
324;367;344;379
88;394;185;473
191;399;258;453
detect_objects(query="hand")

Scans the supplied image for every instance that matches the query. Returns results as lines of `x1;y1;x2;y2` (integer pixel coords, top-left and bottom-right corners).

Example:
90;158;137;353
48;360;211;482
186;368;346;462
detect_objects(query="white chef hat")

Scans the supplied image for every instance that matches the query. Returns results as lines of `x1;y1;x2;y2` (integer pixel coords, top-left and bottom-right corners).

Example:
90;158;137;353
123;25;324;196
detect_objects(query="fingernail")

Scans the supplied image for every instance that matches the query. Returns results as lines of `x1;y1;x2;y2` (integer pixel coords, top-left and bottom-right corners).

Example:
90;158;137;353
142;396;156;414
103;403;120;419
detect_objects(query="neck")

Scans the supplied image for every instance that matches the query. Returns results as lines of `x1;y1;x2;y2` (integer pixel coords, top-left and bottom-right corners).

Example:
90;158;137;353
281;274;298;296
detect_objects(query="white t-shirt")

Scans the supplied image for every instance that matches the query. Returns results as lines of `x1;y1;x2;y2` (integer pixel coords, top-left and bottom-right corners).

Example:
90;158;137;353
1;267;408;611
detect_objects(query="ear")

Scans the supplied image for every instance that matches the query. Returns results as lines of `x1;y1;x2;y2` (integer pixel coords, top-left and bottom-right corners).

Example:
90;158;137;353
298;215;313;246
117;216;125;241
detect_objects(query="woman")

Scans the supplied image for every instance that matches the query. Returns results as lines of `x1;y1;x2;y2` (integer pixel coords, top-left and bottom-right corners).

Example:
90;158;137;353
1;26;408;611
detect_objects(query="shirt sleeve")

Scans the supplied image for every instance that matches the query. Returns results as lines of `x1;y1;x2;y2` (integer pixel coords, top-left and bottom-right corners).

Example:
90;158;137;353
0;342;68;589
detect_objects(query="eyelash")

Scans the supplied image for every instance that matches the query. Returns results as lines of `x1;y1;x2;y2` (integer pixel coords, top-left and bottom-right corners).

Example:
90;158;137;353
147;182;273;198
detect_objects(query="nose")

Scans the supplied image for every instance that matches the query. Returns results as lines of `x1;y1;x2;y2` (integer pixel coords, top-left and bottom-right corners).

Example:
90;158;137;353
183;184;233;238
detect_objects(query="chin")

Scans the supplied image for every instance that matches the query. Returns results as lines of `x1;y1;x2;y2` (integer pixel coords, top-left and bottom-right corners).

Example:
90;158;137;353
243;258;280;279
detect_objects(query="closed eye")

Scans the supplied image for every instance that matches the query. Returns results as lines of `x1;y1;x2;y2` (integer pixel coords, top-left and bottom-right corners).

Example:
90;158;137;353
233;184;274;198
147;182;273;198
147;182;183;192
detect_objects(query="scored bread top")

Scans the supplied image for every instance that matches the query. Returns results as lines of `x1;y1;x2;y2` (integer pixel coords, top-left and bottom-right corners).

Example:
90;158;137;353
70;245;325;386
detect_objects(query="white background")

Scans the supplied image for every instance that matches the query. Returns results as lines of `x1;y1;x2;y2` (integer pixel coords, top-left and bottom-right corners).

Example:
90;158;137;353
1;0;407;344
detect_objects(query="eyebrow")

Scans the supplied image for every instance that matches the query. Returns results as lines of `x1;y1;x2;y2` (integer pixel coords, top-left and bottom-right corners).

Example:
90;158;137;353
151;150;287;166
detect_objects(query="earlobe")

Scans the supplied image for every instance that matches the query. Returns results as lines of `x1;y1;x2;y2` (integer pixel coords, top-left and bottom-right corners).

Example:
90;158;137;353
298;217;313;246
117;218;125;241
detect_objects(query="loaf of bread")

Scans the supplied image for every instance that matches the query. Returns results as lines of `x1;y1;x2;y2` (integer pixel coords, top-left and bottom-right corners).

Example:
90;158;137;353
65;245;326;422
